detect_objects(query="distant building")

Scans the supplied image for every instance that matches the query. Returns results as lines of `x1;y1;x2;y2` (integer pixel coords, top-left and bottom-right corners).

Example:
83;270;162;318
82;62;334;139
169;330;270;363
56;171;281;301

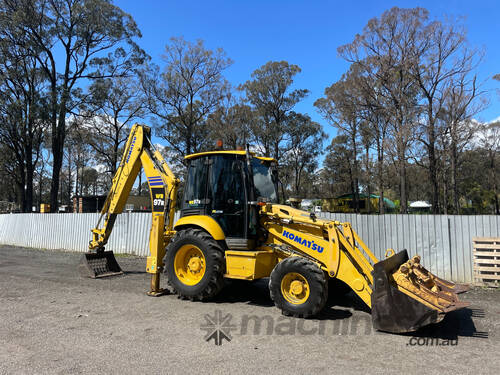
300;198;320;210
322;193;396;213
72;195;151;213
409;201;432;213
286;198;321;211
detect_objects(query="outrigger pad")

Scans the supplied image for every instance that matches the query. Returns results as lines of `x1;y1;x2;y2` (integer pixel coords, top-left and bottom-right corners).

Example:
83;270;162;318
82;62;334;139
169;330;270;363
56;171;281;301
78;251;123;278
371;250;439;333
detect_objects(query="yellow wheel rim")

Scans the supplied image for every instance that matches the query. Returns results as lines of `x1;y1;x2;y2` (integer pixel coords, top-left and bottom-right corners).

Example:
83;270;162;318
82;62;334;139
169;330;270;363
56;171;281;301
174;244;206;286
280;272;310;305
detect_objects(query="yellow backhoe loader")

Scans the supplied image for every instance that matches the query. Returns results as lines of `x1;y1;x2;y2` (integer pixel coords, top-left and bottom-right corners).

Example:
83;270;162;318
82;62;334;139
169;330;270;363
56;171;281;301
81;124;469;333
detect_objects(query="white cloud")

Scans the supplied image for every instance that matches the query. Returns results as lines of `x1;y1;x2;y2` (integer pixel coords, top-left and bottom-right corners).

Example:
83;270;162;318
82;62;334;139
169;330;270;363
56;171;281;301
68;113;127;132
488;115;500;124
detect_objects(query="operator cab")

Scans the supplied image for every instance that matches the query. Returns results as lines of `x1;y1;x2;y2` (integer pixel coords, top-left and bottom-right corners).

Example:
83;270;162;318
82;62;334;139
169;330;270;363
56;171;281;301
181;150;278;250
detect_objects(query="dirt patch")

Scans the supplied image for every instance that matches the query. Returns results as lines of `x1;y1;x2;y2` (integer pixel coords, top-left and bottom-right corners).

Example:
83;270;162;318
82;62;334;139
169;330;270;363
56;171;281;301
0;245;498;374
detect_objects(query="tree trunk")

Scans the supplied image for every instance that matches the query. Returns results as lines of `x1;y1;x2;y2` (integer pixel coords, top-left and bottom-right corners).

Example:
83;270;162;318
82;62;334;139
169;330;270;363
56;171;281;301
365;144;371;214
38;171;43;209
442;168;448;215
67;150;72;206
378;144;385;214
280;177;287;204
50;88;69;212
351;133;359;213
25;160;34;212
399;160;407;214
450;141;460;214
427;118;439;214
20;133;34;213
50;136;63;212
294;167;300;196
112;126;119;176
397;136;407;213
16;162;26;212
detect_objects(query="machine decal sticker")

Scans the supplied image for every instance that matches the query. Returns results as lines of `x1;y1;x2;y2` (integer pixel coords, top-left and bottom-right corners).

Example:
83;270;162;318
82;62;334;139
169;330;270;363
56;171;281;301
151;188;165;212
282;230;324;253
148;176;164;187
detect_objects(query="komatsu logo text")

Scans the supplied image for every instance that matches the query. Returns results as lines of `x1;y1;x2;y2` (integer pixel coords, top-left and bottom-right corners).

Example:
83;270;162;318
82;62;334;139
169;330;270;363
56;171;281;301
282;230;324;253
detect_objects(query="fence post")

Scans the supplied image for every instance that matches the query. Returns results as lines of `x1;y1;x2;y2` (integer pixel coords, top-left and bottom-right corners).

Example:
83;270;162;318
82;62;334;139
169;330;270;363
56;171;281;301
447;217;453;281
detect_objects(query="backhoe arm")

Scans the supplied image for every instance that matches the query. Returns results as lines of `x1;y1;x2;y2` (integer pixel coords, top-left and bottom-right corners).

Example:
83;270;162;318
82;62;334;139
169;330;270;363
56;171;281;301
86;124;179;294
89;125;143;250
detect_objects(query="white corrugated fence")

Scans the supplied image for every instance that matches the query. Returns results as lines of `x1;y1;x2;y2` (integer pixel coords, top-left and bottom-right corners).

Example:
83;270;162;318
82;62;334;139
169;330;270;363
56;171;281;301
1;211;498;283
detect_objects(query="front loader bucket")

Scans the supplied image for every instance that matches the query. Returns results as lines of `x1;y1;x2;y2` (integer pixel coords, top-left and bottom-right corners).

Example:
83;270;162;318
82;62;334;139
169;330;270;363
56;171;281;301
371;250;469;333
78;251;123;278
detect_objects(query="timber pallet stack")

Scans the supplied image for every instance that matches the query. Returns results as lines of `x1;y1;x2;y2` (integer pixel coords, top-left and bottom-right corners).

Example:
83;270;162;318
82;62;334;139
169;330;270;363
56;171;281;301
473;237;500;287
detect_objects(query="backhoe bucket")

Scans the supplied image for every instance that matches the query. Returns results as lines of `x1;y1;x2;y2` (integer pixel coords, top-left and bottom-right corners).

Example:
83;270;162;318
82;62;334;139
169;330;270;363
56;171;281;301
78;250;123;278
371;250;469;333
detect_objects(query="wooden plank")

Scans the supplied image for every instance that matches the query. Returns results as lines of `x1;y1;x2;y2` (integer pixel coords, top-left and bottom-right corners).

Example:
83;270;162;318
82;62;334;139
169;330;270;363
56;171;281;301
473;236;500;286
473;237;500;242
474;274;500;280
473;251;500;257
473;245;500;249
473;244;500;250
473;265;500;272
474;258;500;265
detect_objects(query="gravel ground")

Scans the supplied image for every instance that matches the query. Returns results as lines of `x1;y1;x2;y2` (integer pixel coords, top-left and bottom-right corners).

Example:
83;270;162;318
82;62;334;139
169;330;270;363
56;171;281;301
0;245;498;375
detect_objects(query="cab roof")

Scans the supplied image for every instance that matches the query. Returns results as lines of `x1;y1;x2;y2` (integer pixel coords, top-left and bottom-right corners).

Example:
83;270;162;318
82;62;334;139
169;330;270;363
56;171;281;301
185;150;275;163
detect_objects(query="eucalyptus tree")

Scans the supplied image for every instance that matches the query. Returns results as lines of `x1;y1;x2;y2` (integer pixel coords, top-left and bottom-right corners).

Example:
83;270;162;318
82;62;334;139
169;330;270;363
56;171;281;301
0;0;145;210
141;37;232;166
240;61;309;162
282;112;327;197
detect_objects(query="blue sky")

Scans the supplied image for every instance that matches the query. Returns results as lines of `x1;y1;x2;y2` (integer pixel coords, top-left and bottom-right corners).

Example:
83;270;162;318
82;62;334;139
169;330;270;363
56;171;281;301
116;0;500;144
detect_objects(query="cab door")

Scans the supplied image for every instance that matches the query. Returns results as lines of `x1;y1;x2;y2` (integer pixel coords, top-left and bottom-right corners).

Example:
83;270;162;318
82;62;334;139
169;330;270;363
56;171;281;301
207;155;248;244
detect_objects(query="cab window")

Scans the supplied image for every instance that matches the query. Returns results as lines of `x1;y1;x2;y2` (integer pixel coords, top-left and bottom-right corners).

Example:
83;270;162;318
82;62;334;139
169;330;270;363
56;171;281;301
183;158;207;209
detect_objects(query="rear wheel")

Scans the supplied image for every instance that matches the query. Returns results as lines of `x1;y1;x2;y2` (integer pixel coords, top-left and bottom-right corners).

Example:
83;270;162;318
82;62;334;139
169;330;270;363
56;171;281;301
269;257;328;318
165;228;224;301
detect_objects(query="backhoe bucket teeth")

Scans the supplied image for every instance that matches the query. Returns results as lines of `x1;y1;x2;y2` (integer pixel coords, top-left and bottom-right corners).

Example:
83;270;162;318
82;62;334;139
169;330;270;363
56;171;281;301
78;251;123;278
371;250;469;333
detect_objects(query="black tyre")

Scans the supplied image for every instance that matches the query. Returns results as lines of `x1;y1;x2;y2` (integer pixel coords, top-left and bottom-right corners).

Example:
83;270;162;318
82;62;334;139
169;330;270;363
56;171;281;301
269;257;328;318
164;228;225;301
328;278;352;297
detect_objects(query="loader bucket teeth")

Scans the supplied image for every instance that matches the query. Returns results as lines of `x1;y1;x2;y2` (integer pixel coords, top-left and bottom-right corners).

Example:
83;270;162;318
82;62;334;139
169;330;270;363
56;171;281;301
78;250;123;278
371;250;469;333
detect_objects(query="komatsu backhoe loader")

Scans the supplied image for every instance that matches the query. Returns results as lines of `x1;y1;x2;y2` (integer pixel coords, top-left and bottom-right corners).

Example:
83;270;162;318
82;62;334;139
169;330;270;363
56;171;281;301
81;124;469;333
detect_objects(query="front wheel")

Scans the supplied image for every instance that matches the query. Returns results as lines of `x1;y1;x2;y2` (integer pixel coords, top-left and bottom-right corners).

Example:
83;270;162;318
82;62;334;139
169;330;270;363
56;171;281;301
269;257;328;318
164;228;225;301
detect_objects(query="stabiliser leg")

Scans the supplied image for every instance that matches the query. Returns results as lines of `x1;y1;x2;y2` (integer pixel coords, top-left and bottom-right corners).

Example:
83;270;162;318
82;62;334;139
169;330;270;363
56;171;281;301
147;273;169;297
